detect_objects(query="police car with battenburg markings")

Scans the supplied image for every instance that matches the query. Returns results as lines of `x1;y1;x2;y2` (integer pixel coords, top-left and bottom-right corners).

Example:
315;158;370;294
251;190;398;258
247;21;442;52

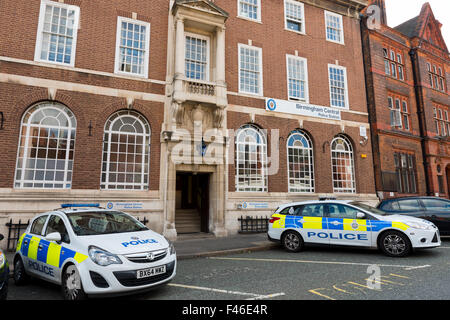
13;204;176;300
268;200;441;257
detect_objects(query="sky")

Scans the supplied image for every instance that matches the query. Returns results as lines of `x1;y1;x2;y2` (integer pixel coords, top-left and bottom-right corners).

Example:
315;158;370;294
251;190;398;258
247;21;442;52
384;0;450;45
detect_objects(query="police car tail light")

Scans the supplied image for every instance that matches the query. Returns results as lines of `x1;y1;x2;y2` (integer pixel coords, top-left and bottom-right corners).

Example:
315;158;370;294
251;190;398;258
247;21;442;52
88;246;122;266
269;216;280;224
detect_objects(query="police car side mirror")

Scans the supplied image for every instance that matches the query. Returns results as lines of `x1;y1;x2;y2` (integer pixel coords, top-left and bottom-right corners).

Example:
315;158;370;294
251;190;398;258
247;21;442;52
356;212;366;219
45;232;61;242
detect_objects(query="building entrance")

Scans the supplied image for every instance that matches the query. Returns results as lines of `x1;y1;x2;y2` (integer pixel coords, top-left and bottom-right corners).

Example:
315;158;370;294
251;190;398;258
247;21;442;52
175;172;210;234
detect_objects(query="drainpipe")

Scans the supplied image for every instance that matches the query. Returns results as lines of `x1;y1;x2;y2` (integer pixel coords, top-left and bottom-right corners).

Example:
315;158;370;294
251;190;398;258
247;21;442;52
409;48;432;196
359;13;382;198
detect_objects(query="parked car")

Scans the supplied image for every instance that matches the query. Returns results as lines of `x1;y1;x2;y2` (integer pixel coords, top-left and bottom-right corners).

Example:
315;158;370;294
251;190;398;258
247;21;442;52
13;204;176;300
0;234;9;300
377;196;450;236
268;200;440;257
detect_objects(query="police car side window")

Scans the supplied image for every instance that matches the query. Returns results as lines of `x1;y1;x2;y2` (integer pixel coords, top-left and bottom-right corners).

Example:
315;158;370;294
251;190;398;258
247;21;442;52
46;215;70;243
280;206;302;215
300;204;324;217
30;215;48;236
327;204;362;219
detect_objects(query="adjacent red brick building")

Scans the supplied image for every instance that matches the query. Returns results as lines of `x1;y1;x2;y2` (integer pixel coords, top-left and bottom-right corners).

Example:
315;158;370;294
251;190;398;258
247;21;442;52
361;1;450;200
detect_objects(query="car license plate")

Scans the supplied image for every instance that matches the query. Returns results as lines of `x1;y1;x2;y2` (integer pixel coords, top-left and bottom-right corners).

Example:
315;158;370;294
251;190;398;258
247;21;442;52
137;265;166;279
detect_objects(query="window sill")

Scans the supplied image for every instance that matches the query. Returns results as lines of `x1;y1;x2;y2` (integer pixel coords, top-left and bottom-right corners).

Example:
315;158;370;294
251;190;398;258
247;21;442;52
236;15;262;24
284;28;306;36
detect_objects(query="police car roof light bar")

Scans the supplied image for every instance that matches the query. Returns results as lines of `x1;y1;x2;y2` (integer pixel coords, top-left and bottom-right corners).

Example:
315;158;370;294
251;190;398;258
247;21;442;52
61;203;101;208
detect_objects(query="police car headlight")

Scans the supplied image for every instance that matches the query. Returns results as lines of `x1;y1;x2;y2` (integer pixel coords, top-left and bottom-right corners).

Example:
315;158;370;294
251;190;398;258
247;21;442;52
169;242;176;255
404;221;433;230
0;252;5;269
88;246;122;266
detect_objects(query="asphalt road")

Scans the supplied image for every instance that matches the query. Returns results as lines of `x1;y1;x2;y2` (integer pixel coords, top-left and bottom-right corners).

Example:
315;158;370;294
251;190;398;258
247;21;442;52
6;239;450;300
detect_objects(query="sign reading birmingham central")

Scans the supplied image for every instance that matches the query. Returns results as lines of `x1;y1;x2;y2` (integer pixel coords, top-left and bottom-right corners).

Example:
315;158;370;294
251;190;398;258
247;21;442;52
265;98;341;121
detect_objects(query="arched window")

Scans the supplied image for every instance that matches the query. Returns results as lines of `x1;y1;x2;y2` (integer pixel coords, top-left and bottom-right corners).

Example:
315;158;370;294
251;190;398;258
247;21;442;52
15;102;76;189
331;135;356;193
101;110;150;190
235;124;267;192
287;130;314;193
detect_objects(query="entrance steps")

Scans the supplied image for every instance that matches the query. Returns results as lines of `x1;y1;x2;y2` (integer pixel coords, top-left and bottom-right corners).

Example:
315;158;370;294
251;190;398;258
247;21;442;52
175;209;201;234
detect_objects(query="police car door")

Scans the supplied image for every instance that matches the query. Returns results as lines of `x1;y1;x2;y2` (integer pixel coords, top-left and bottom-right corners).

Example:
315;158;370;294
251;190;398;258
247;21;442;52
21;215;50;279
41;214;72;283
325;203;371;247
297;203;329;245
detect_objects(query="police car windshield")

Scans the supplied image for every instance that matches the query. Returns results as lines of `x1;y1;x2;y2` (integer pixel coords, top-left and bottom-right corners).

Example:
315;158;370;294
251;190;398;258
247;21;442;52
65;211;148;236
349;202;389;216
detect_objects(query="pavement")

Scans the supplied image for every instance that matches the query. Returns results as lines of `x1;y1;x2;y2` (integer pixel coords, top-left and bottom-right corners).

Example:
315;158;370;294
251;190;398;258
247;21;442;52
3;232;277;274
174;232;277;260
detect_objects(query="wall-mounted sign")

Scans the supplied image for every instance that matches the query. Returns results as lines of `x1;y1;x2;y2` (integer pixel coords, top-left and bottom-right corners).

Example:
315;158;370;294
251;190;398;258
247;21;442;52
106;202;144;210
239;202;269;209
266;98;341;121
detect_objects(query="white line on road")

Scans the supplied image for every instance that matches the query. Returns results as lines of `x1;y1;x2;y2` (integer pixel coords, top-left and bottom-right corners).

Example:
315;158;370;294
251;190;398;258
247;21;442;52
168;283;285;300
208;257;431;270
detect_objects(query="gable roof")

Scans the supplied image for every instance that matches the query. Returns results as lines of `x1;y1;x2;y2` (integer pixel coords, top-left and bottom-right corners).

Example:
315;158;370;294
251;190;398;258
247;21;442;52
394;2;448;53
175;0;229;18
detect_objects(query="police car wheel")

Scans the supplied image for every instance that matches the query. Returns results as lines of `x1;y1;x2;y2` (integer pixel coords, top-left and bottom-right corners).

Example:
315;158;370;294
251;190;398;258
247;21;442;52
13;257;29;285
282;231;304;253
61;265;86;300
379;231;411;257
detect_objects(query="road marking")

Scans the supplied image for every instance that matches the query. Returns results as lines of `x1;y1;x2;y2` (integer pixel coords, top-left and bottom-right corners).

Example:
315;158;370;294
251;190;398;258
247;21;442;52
389;273;410;279
209;257;431;270
347;281;379;290
309;289;336;300
168;283;285;300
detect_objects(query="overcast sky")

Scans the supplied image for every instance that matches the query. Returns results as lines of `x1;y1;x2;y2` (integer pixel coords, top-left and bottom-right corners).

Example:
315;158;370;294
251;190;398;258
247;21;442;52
385;0;450;45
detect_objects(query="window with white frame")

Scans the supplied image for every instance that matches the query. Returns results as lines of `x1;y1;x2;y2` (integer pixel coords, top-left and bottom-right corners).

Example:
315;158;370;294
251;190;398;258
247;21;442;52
35;0;80;66
15;102;76;189
238;0;261;21
286;55;308;101
239;44;263;95
101;110;150;190
115;17;150;77
331;135;356;193
235;124;267;192
287;130;314;193
185;33;209;81
328;64;348;108
325;11;344;44
284;0;305;33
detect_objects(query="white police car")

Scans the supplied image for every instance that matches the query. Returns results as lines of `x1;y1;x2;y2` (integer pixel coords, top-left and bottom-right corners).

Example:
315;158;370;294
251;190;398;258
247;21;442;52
268;200;441;257
13;204;176;299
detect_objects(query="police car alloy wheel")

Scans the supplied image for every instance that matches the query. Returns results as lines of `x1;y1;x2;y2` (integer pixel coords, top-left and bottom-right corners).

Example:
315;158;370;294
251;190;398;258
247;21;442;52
13;257;29;286
379;230;412;257
282;231;304;252
62;264;86;300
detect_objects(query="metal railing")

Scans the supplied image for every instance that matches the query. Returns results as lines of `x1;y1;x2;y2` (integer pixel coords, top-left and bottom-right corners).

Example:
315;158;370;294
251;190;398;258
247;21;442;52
238;216;269;233
5;219;30;252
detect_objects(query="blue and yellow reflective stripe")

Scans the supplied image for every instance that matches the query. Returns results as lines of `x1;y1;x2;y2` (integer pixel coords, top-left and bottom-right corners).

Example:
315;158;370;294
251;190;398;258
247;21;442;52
16;233;88;267
302;217;324;229
273;215;411;233
343;219;367;231
47;242;62;267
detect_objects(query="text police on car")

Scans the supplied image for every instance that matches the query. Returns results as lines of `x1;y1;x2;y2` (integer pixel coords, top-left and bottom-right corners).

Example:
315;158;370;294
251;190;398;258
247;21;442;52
268;200;441;257
13;204;176;300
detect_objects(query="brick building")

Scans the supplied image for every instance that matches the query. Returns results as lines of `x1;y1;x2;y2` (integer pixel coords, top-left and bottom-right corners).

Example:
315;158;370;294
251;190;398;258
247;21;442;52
361;1;450;200
0;0;376;246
